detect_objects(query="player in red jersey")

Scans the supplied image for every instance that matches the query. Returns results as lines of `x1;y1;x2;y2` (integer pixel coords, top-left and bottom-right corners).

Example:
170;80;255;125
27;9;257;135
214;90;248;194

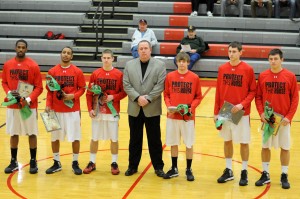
163;52;202;181
2;39;43;174
255;49;299;189
83;49;127;175
214;41;256;186
45;46;86;175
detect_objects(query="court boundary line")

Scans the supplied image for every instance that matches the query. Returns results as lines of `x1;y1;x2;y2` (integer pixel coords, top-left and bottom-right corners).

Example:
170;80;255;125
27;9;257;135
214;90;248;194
6;149;270;199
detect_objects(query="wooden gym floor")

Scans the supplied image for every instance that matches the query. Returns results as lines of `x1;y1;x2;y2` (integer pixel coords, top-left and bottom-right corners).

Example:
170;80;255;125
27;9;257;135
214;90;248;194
0;76;299;199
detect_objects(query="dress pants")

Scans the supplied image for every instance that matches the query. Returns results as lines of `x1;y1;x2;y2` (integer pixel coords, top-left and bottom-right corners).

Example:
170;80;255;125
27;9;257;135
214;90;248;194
128;108;164;170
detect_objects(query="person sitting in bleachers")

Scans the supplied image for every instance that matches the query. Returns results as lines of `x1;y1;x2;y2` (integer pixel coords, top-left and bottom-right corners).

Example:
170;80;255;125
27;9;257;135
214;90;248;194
174;26;206;70
220;0;244;17
131;19;158;58
250;0;272;18
274;0;296;18
190;0;215;17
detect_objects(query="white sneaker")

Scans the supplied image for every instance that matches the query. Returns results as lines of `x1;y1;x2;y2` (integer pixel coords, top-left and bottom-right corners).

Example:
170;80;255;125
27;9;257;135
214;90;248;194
207;11;213;17
190;11;197;17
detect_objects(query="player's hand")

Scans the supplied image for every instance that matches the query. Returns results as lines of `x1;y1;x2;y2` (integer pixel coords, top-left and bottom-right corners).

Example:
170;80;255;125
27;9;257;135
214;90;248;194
167;107;177;114
213;115;218;123
231;104;243;113
190;49;197;53
89;110;96;118
102;95;113;103
63;93;74;100
45;106;51;113
10;90;20;97
281;117;290;126
260;113;268;123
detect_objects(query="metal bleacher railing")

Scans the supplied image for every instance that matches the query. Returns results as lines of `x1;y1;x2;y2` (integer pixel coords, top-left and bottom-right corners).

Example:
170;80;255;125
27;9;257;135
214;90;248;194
92;0;118;59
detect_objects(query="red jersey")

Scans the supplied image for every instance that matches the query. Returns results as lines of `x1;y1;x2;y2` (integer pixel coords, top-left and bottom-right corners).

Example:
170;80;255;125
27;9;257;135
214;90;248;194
46;64;86;112
255;68;299;121
1;56;43;109
86;67;127;113
164;70;202;120
214;61;256;116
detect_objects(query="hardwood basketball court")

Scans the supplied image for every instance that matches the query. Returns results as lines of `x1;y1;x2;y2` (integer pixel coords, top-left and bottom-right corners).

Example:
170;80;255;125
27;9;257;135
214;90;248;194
0;77;299;199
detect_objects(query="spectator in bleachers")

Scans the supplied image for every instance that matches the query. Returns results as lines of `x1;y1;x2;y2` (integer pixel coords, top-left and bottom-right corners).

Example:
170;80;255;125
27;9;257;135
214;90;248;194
131;19;158;58
191;0;215;17
221;0;244;17
190;0;200;16
174;26;206;70
274;0;296;18
250;0;272;18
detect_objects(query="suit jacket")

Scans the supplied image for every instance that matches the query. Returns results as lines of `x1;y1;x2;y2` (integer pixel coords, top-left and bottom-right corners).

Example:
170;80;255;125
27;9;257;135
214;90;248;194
123;57;166;117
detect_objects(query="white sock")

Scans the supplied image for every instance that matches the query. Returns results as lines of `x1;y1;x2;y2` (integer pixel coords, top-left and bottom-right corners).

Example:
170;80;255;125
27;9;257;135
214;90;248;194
226;158;232;170
262;162;270;173
242;161;248;170
112;154;118;163
53;153;60;162
90;153;96;163
281;166;288;174
73;153;79;162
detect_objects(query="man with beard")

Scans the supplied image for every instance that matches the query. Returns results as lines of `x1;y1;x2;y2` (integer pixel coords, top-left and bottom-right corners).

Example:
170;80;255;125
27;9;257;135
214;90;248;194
45;46;86;175
2;39;43;174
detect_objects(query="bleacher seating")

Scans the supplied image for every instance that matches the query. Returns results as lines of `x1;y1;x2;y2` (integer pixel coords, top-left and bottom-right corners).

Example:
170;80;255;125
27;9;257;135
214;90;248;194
0;11;86;24
0;38;74;52
0;0;92;11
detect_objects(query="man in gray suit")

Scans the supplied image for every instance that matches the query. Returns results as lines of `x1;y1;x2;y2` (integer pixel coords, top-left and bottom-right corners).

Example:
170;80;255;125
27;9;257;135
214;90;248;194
123;40;166;177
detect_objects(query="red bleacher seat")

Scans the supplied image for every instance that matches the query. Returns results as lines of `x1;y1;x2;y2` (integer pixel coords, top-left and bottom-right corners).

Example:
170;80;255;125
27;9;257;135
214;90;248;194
164;29;185;41
173;2;191;14
169;15;188;27
158;43;281;58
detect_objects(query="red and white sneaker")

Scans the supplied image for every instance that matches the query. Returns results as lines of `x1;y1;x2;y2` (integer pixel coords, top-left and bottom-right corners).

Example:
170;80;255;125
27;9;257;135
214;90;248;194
83;161;96;174
111;162;120;175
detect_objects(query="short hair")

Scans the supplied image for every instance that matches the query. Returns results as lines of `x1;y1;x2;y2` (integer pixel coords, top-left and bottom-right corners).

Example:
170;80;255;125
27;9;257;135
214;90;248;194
228;41;242;51
268;48;283;59
61;46;73;55
15;39;28;48
175;52;190;63
138;40;151;48
102;49;114;57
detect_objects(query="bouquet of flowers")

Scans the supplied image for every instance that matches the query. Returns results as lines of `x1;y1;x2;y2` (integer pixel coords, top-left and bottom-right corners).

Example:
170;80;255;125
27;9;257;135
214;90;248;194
2;92;32;120
86;84;118;117
46;75;73;108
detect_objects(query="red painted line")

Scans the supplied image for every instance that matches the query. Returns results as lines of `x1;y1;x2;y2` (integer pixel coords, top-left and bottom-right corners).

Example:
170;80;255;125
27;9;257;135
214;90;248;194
6;172;27;199
194;152;270;198
122;144;167;199
122;162;152;199
202;86;211;98
254;184;271;199
6;148;270;199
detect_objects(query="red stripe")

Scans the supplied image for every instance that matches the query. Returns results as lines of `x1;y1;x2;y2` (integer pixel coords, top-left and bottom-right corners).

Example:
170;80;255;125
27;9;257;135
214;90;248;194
164;29;184;41
173;2;191;14
169;15;188;27
122;144;167;198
